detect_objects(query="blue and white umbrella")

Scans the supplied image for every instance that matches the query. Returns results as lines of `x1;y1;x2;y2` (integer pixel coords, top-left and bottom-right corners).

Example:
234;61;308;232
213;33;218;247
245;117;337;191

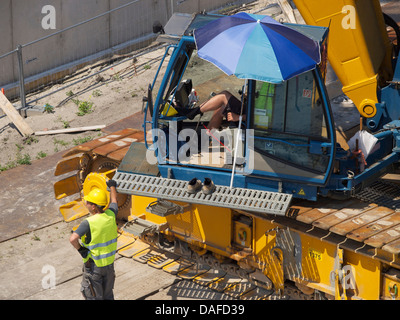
194;12;321;83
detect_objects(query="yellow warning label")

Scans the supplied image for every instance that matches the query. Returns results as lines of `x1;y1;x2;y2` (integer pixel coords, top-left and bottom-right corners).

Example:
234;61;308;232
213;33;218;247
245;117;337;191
298;188;306;196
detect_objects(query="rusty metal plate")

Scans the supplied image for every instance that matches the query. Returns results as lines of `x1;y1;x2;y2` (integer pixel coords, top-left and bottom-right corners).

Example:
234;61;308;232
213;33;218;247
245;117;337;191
347;212;400;242
331;206;394;236
285;203;313;219
313;201;377;230
62;128;139;158
295;198;358;225
364;224;400;250
107;146;130;162
92;131;145;156
382;233;400;254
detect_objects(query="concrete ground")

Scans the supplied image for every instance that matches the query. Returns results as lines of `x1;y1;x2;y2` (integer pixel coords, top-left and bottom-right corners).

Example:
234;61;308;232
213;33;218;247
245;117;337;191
0;115;234;301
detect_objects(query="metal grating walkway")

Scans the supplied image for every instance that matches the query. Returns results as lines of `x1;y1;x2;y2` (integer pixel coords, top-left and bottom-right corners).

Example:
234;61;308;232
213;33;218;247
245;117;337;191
113;171;292;216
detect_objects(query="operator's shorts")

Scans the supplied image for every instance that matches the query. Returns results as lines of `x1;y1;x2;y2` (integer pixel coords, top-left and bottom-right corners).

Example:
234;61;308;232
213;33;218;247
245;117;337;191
222;95;246;116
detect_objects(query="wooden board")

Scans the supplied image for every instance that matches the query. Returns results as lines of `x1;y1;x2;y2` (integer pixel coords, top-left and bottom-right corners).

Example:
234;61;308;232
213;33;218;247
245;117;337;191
35;125;105;136
0;92;33;136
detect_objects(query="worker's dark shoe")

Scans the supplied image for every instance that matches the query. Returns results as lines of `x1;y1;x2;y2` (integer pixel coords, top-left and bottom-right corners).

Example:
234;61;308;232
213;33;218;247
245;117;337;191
176;106;203;120
202;178;216;195
187;178;202;194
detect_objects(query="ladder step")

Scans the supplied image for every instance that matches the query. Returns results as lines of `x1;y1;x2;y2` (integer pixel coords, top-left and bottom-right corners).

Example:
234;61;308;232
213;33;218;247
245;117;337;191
114;171;292;216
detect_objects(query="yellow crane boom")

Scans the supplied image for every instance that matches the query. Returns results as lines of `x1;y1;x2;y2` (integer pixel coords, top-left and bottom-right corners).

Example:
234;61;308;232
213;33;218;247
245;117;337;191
294;0;393;118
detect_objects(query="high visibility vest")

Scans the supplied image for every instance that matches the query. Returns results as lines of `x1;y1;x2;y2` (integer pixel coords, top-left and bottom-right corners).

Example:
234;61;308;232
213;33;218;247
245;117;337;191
81;209;118;267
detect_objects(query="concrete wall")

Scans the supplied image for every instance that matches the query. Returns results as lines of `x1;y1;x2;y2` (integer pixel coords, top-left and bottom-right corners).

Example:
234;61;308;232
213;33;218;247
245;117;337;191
0;0;246;95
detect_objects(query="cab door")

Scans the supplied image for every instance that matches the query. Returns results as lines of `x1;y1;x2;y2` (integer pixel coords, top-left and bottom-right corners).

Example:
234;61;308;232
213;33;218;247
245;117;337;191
247;69;336;186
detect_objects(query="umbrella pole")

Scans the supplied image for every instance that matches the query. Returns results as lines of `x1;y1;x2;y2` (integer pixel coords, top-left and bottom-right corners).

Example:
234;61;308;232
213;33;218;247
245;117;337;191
230;80;246;189
229;115;243;189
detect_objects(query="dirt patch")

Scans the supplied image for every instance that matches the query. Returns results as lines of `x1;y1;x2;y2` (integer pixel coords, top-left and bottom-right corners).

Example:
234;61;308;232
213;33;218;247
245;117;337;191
0;45;169;171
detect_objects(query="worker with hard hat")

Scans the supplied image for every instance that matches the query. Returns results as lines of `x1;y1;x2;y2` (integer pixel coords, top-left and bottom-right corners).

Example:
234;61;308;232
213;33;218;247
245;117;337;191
69;179;119;300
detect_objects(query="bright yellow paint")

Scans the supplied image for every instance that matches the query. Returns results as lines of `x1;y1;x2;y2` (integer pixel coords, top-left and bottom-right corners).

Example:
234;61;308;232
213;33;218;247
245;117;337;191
293;0;393;118
129;196;389;299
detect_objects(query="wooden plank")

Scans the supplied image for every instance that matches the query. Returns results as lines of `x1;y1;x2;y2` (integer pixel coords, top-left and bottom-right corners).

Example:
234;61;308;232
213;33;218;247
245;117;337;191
313;201;377;230
347;212;400;242
35;125;105;136
113;257;178;300
0;92;34;136
277;0;298;23
331;206;394;236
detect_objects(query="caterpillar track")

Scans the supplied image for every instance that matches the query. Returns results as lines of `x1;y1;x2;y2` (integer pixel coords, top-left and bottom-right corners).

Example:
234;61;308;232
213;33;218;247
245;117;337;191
53;128;146;222
114;232;315;300
53;129;400;300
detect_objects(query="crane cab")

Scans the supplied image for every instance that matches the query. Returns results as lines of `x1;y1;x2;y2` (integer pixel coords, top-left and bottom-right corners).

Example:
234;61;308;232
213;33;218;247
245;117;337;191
140;13;337;201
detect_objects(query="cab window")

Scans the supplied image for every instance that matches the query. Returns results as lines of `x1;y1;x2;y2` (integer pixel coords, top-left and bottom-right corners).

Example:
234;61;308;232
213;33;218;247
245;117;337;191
251;71;330;173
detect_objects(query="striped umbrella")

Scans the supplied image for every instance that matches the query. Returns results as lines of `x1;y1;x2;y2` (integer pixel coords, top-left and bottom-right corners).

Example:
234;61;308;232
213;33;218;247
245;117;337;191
194;12;321;83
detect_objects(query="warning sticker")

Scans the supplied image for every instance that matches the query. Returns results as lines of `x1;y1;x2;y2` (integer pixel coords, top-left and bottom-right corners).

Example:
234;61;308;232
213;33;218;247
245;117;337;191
298;188;306;196
302;89;312;98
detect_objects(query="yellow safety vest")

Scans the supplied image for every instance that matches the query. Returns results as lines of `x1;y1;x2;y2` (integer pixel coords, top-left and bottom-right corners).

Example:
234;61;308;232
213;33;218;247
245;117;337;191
81;209;118;267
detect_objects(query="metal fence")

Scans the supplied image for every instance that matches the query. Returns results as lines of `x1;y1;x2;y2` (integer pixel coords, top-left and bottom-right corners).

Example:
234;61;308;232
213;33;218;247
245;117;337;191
0;0;255;113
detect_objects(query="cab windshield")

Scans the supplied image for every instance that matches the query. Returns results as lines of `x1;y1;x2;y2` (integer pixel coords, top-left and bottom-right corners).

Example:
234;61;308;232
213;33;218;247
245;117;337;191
251;71;330;173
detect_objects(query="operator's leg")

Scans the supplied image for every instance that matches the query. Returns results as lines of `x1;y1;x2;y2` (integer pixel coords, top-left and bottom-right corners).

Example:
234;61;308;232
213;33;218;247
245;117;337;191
199;91;231;113
201;91;232;130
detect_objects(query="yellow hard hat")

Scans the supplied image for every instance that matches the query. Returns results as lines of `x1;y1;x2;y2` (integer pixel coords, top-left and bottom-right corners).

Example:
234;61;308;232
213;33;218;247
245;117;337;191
84;188;108;206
